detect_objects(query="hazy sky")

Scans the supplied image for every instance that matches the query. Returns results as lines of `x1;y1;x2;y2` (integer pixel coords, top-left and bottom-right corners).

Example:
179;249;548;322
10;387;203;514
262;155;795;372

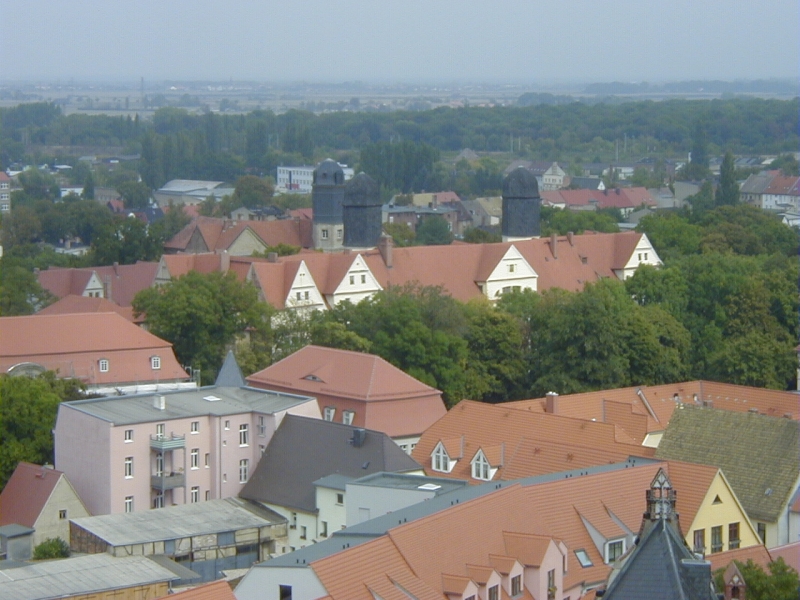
1;0;798;84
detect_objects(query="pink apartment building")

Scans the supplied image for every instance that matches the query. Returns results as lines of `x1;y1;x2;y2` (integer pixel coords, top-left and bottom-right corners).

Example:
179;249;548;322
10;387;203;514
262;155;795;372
54;367;320;516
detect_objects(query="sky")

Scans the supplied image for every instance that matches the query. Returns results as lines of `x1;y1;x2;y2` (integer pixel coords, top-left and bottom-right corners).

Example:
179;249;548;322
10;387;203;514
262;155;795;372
1;0;798;84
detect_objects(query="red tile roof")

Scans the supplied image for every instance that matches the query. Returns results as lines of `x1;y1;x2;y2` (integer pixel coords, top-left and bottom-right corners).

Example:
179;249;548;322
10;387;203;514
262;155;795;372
706;544;773;572
541;188;657;211
164;216;312;253
247;231;651;309
505;381;800;439
309;462;711;599
0;463;66;528
161;580;236;600
36;295;136;322
247;345;446;438
37;262;158;307
411;400;654;482
0;313;188;385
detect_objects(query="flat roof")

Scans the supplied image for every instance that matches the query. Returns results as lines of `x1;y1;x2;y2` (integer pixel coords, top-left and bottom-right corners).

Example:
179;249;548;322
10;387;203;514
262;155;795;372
63;385;315;425
0;554;178;600
347;472;467;494
70;498;285;546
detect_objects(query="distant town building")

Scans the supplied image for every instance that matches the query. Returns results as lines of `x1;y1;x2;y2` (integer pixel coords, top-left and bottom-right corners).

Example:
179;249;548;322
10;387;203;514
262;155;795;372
277;164;353;194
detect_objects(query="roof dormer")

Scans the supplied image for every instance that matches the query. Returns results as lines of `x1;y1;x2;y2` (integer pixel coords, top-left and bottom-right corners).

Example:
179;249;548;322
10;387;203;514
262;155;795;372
470;446;503;481
431;439;462;474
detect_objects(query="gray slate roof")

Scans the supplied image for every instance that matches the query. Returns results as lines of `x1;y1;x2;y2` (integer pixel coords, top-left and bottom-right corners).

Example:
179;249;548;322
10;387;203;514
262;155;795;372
215;351;246;387
239;415;421;513
0;554;179;600
70;498;283;546
63;385;315;425
602;518;716;600
655;405;800;523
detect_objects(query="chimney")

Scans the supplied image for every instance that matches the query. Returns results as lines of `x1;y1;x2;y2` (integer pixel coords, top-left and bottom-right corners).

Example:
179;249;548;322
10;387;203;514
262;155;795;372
154;395;166;410
218;250;230;272
104;275;112;302
545;391;559;414
567;231;574;246
550;232;558;259
378;234;393;268
113;261;119;276
351;428;366;447
267;252;278;263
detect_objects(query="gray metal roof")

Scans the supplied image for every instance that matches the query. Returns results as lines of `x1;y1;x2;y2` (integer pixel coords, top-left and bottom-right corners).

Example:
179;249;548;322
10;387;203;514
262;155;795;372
347;471;466;495
313;474;354;491
259;457;660;569
70;498;284;546
0;554;178;600
0;524;35;538
63;385;316;425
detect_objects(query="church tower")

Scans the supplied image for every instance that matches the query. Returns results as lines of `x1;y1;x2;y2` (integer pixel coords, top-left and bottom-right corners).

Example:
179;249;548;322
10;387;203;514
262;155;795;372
312;159;346;251
502;166;541;242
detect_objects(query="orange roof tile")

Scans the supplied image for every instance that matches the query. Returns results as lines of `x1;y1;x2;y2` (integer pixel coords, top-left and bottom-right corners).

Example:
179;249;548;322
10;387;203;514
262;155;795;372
161;580;236;600
502;532;554;567
37;268;94;298
706;545;773;572
37;262;158;307
247;345;446;438
165;217;312;254
506;381;800;437
37;295;136;322
0;463;66;528
411;400;653;482
0;313;188;385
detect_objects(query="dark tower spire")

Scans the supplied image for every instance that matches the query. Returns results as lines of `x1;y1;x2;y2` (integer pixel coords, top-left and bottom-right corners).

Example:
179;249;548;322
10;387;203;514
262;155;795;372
502;167;541;241
343;173;381;249
312;159;346;251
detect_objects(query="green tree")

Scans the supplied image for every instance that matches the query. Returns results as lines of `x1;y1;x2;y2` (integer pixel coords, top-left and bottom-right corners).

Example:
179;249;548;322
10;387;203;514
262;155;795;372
687;180;715;218
383;222;415;247
415;216;453;245
715;151;739;206
91;217;159;265
133;271;271;384
769;154;799;176
82;171;95;200
0;373;85;488
463;227;501;244
117;181;152;210
33;537;70;560
0;256;54;315
636;213;702;260
683;120;710;180
714;559;799;600
233;175;275;209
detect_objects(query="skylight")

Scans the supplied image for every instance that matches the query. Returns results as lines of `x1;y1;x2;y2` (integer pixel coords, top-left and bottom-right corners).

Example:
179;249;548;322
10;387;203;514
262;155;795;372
203;395;221;402
418;483;442;491
575;549;593;568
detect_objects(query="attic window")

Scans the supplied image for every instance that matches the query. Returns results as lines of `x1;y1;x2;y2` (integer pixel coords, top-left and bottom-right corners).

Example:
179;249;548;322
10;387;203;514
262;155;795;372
712;495;722;504
605;539;626;563
575;549;593;567
304;375;322;382
99;358;109;373
432;444;450;473
203;395;221;402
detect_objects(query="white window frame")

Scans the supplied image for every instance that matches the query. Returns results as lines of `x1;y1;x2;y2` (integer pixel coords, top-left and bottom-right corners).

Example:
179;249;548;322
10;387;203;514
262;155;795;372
151;355;161;370
191;448;199;469
124;429;133;442
155;453;164;477
432;443;450;473
99;358;109;373
471;450;491;481
342;410;355;426
324;407;336;421
124;456;133;478
239;459;249;483
156;423;165;439
191;421;199;434
257;415;266;436
239;423;249;446
153;493;164;509
191;486;199;503
124;496;134;513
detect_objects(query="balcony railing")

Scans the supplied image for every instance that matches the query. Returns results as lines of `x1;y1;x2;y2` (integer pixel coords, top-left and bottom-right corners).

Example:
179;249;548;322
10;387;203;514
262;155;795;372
150;472;185;491
150;433;185;451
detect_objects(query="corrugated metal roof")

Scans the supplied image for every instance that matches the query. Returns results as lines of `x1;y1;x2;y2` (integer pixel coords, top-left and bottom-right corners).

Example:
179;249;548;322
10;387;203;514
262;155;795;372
0;554;177;600
70;498;283;546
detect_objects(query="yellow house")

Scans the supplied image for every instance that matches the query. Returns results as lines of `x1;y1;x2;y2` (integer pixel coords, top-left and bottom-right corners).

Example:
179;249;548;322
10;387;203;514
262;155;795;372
668;461;761;556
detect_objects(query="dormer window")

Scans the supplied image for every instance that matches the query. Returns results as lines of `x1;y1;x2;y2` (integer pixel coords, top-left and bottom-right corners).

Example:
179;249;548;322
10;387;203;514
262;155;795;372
99;358;109;373
324;407;336;421
605;539;626;563
342;410;355;426
471;450;491;481
432;443;450;473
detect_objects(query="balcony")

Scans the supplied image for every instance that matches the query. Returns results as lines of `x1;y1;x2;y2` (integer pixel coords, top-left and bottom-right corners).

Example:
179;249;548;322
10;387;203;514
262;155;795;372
150;433;185;451
151;472;185;491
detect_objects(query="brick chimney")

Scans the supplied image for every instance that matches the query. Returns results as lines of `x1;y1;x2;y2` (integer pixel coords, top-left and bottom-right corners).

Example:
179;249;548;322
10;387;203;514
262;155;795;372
550;233;558;259
378;234;393;268
545;391;559;414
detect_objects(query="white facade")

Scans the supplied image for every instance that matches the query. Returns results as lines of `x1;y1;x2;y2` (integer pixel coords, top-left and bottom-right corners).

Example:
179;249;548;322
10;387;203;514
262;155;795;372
277;165;354;194
614;233;661;280
481;245;538;300
328;255;383;306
